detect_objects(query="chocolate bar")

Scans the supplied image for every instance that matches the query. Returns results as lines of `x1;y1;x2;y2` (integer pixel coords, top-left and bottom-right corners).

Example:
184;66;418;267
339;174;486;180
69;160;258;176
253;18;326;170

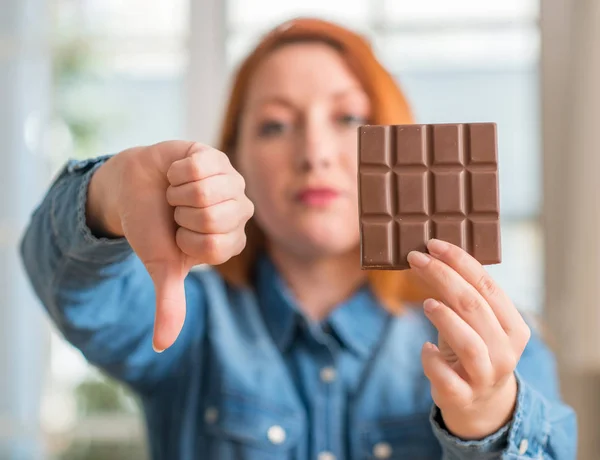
358;123;501;270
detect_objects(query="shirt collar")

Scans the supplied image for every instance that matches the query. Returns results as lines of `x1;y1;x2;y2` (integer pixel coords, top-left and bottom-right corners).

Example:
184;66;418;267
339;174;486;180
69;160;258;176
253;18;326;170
326;287;390;357
254;253;390;357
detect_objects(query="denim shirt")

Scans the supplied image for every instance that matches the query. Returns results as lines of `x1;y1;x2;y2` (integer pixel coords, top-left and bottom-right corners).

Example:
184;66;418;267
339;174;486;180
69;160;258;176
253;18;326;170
20;157;577;460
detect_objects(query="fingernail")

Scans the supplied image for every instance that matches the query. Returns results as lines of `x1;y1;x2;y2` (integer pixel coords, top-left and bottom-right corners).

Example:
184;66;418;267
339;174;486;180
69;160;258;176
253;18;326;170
423;341;437;351
423;298;439;314
427;239;449;257
152;342;164;353
407;251;431;268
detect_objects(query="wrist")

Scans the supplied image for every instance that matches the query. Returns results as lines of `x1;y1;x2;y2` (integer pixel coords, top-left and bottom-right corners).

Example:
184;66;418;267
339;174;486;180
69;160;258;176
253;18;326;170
86;158;124;238
440;374;518;440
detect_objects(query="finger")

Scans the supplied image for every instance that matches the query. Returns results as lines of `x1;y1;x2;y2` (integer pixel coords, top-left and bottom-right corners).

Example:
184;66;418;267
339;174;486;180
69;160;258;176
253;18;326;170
423;298;494;386
422;342;472;407
166;147;233;186
151;140;199;175
144;261;188;353
427;239;529;346
174;200;246;234
175;227;246;265
408;251;506;354
166;174;244;208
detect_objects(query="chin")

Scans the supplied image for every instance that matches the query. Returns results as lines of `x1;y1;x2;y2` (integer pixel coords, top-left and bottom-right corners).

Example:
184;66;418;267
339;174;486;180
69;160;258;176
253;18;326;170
259;210;360;257
289;220;360;257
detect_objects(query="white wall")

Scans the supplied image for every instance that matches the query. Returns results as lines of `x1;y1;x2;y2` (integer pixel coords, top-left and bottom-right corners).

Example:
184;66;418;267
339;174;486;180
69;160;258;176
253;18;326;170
0;0;52;458
542;0;600;458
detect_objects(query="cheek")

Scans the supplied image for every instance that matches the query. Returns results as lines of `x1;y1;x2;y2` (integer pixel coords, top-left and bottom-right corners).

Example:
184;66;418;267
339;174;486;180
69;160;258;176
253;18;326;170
342;146;359;194
240;153;290;208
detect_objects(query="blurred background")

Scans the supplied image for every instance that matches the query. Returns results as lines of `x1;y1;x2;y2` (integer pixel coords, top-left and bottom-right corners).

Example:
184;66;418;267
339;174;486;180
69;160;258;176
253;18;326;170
1;0;598;458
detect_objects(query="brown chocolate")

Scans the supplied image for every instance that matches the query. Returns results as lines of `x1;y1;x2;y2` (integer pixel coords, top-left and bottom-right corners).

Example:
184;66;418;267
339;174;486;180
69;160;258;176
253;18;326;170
358;123;501;270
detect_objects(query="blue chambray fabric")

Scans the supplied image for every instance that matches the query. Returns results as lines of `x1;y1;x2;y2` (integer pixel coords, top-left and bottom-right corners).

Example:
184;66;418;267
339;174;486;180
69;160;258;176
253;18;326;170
20;157;577;460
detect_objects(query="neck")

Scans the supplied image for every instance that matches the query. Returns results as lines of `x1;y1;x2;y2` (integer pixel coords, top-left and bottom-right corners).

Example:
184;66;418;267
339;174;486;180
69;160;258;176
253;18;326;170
268;244;367;321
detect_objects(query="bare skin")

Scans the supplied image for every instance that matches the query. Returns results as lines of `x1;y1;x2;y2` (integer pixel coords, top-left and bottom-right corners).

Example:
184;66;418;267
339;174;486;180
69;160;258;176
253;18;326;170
234;43;371;320
87;141;254;352
86;42;531;441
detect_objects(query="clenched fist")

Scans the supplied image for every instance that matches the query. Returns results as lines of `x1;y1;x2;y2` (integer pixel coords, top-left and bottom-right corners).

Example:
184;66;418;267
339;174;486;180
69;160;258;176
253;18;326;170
87;141;254;352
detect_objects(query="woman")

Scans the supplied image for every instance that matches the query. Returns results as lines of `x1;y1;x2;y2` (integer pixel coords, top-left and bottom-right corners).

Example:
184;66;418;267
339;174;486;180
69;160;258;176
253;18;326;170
21;18;575;460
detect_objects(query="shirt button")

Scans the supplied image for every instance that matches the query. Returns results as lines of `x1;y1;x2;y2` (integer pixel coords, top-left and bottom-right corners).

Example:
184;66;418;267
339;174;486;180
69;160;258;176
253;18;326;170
373;441;393;458
320;366;337;383
204;407;218;424
267;425;286;445
317;452;336;460
519;439;529;454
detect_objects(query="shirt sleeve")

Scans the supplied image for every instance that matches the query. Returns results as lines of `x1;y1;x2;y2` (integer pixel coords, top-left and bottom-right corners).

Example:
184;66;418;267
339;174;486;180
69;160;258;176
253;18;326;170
20;156;207;393
429;326;577;459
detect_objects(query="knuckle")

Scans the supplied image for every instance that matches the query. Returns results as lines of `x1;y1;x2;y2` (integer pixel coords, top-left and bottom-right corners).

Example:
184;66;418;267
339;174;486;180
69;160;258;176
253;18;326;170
228;172;245;196
459;293;483;313
244;198;255;220
461;342;484;361
202;235;227;265
237;172;246;192
517;322;532;351
496;354;517;376
194;184;209;206
522;323;532;343
190;153;204;179
202;207;220;231
233;232;247;256
435;267;453;288
452;246;468;266
210;149;230;172
218;150;233;167
475;274;497;298
439;379;465;402
189;142;205;154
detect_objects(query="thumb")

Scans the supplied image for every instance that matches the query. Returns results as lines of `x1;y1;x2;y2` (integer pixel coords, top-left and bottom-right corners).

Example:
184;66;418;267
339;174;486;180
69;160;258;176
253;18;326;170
146;261;188;352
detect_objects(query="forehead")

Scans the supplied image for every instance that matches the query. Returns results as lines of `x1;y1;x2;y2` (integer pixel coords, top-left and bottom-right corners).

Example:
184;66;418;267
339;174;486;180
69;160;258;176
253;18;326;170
245;42;364;103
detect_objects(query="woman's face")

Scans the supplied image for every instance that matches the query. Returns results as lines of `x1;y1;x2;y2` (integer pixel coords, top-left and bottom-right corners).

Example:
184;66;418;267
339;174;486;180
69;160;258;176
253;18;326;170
236;42;371;259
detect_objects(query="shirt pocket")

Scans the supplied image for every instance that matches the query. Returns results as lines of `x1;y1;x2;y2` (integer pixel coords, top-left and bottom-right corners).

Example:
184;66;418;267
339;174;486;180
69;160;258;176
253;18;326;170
202;391;303;460
360;412;442;460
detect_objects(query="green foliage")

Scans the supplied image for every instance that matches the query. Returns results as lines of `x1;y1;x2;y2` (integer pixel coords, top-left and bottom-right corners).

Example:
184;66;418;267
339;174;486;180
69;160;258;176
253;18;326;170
73;372;139;416
52;35;105;159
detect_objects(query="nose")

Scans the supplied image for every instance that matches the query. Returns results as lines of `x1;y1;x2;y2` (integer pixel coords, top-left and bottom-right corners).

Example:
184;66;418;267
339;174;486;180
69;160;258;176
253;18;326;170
296;119;335;172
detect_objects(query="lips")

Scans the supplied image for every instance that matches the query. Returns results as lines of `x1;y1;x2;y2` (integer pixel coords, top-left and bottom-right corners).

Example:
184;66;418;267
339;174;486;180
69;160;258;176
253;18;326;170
296;187;340;206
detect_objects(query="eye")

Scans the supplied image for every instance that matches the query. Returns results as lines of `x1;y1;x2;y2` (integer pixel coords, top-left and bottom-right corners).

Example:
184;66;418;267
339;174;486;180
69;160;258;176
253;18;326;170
338;114;367;126
258;120;287;137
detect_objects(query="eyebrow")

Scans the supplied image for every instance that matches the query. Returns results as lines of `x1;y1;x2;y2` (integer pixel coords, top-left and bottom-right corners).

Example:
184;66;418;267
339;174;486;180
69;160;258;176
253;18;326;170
251;87;367;110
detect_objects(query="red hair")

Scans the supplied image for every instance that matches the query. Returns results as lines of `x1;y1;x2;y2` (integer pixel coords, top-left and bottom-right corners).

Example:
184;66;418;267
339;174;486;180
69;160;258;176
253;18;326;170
214;17;429;311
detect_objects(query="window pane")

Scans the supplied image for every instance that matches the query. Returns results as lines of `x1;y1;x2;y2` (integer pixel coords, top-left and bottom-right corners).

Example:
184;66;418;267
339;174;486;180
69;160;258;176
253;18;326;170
227;0;369;29
56;0;189;36
52;3;187;161
396;67;540;219
487;220;543;312
53;52;185;160
226;30;263;69
374;28;539;71
383;0;539;23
